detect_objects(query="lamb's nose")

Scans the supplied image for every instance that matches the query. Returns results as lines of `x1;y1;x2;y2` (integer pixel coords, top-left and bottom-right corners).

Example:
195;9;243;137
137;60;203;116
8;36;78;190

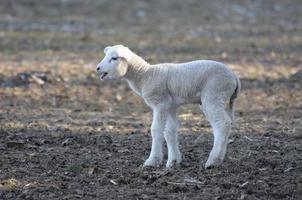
97;66;100;71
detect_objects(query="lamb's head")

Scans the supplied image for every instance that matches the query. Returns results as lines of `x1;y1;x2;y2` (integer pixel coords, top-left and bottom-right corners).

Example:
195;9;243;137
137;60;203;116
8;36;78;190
96;45;132;80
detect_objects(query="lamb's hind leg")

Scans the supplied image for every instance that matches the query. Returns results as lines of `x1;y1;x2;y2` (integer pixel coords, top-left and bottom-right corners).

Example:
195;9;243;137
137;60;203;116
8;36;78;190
201;98;232;168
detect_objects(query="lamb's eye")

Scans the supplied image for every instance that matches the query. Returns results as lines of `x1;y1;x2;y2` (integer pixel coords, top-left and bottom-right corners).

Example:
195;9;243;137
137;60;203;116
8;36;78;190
111;57;118;61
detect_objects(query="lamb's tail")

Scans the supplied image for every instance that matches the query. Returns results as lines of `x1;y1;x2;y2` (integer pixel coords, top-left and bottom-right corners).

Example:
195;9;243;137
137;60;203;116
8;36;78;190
228;76;241;122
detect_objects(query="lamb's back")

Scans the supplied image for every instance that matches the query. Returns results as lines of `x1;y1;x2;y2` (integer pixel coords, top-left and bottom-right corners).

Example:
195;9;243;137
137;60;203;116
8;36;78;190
153;60;235;102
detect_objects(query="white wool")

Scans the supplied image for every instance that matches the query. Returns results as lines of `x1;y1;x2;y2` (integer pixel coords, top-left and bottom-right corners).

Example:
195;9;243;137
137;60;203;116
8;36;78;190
97;45;241;168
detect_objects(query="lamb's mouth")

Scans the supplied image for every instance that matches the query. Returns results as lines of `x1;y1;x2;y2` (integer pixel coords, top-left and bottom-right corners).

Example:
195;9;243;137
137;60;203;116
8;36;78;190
99;72;108;80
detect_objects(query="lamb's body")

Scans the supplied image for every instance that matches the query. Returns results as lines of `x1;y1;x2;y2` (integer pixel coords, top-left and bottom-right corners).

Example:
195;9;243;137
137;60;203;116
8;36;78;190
97;45;240;168
126;60;238;106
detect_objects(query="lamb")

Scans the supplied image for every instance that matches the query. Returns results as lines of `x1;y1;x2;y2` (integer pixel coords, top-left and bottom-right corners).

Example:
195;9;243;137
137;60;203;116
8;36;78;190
96;45;240;168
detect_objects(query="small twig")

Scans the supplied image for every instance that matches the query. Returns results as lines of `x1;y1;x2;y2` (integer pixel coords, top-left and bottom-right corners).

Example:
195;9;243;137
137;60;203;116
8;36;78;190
167;181;186;186
183;178;202;185
228;138;235;144
243;136;256;142
110;180;117;185
284;167;293;173
193;134;205;144
167;179;203;186
240;181;249;188
31;75;45;85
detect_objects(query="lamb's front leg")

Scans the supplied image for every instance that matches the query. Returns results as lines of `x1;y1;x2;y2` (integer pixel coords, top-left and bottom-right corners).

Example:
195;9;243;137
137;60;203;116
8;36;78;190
143;108;166;167
164;108;181;168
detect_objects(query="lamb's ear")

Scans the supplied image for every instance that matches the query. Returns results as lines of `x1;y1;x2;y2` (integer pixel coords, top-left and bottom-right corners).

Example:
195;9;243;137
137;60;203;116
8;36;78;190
104;46;111;54
116;46;132;62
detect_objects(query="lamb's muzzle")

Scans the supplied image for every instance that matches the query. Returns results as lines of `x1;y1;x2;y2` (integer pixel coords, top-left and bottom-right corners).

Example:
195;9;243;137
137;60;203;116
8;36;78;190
96;44;241;168
99;72;108;80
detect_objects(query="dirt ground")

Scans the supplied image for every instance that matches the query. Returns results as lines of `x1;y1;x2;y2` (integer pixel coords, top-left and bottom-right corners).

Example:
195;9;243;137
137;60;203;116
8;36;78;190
0;0;302;199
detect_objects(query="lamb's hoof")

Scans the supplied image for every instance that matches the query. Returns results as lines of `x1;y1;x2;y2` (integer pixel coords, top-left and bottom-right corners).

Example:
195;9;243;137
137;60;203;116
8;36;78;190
143;156;162;167
205;157;223;169
166;159;181;168
166;153;182;168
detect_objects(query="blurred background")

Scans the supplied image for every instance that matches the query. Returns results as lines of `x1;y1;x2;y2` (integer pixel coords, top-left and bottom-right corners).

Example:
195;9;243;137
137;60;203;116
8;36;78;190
0;0;301;199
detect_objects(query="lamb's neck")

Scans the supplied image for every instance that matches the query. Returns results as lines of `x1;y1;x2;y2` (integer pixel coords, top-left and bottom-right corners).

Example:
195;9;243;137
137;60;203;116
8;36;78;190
124;53;151;95
126;53;150;77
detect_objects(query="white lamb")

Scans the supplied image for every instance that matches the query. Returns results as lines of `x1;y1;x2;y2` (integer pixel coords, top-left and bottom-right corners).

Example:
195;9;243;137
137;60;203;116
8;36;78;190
96;45;240;168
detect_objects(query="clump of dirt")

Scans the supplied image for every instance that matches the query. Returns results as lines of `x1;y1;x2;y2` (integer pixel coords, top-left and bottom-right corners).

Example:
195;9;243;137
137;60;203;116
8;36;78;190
289;70;302;83
1;71;48;87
